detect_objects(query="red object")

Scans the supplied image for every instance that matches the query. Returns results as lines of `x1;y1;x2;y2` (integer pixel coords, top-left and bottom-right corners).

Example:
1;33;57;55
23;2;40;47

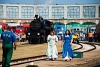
21;23;30;30
22;24;30;28
0;23;7;30
20;23;30;34
15;26;25;34
1;22;30;34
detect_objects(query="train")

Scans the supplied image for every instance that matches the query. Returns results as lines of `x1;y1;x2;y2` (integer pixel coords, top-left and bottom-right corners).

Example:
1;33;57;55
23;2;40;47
55;24;66;35
26;15;54;44
54;24;66;40
83;22;100;42
87;26;96;34
0;22;30;34
15;22;30;34
95;22;100;42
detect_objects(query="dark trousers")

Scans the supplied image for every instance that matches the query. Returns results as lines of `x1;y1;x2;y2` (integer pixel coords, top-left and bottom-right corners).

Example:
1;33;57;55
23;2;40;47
94;38;97;42
98;38;100;42
2;46;13;67
89;37;93;42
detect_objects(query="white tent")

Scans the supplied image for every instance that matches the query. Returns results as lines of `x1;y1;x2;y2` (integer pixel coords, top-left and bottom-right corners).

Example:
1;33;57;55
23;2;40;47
7;23;20;27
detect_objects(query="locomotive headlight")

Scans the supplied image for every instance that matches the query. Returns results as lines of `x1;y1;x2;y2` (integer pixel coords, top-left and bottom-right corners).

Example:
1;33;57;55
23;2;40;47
28;33;30;35
37;33;40;35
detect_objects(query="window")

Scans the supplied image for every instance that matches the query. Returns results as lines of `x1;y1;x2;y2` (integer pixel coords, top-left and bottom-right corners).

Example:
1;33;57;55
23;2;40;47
0;6;3;18
36;6;49;19
74;29;76;30
77;28;79;31
6;6;19;18
67;6;80;18
52;6;64;19
21;6;34;18
83;6;96;18
16;26;24;30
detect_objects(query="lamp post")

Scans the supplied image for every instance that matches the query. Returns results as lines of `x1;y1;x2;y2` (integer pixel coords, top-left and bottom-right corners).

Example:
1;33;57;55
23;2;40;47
20;22;21;42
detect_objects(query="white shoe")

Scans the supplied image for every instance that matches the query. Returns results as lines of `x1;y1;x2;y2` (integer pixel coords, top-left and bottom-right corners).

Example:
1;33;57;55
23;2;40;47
63;57;70;61
65;57;70;60
69;57;72;59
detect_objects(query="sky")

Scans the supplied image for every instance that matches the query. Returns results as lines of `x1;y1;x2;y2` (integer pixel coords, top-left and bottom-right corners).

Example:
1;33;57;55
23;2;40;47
0;0;100;4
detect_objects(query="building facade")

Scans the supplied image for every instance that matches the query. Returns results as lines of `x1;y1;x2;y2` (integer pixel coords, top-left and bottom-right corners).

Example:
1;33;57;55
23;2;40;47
0;4;100;30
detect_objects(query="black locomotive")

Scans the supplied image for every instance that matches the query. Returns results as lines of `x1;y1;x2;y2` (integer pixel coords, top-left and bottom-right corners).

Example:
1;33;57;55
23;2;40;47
26;15;54;44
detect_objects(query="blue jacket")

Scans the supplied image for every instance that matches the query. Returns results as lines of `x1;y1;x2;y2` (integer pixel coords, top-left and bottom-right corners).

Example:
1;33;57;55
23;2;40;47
1;30;16;45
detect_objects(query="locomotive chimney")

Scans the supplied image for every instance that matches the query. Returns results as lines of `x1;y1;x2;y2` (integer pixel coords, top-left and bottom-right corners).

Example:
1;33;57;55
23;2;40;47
35;15;38;19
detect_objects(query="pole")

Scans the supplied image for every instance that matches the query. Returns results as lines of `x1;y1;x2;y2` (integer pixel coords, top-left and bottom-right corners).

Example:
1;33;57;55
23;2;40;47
20;22;21;44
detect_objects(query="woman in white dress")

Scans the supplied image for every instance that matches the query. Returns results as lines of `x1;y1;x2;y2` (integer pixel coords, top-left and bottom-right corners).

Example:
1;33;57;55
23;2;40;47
46;30;58;60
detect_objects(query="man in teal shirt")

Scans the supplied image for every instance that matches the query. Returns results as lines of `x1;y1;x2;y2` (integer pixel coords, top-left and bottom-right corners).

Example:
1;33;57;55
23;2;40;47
1;27;17;67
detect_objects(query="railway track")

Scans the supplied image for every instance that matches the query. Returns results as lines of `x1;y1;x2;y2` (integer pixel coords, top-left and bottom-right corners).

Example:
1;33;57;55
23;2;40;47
0;42;98;66
75;43;96;52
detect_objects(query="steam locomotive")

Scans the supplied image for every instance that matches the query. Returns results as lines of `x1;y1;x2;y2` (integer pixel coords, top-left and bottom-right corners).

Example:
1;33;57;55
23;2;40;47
26;15;54;44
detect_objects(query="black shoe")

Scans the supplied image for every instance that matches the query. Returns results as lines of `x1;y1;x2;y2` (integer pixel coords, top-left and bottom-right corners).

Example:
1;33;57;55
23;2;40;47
51;58;55;61
69;59;71;61
54;58;57;60
64;60;67;61
49;58;52;60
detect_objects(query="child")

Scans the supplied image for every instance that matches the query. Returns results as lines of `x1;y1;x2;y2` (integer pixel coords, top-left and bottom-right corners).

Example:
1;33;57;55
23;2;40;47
46;30;58;60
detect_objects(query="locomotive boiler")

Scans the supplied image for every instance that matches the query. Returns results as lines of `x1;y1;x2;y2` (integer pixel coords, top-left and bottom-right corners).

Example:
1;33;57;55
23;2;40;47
26;15;54;44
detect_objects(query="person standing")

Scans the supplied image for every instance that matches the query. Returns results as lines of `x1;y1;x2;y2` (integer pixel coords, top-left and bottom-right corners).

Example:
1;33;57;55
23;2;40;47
62;30;74;61
88;32;93;42
1;27;17;67
46;30;58;61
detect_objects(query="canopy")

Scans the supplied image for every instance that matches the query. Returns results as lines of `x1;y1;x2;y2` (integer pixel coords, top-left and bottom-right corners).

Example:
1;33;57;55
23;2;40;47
54;22;64;25
8;23;20;27
67;22;80;25
82;22;96;25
